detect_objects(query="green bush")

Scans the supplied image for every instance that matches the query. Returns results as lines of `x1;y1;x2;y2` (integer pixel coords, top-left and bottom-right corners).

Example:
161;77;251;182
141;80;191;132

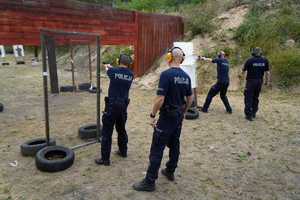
179;0;219;37
101;45;134;67
115;0;167;12
268;47;300;88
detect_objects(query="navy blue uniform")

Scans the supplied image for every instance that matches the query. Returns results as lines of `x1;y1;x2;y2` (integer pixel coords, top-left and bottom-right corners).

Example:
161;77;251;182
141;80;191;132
242;55;269;117
101;66;133;161
145;67;192;183
202;58;232;113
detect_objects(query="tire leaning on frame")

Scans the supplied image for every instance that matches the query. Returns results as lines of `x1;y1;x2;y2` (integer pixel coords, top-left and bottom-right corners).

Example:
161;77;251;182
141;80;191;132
35;145;75;173
20;138;56;156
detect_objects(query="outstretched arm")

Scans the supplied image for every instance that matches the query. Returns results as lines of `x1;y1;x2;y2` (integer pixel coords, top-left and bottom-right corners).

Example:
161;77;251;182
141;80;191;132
104;63;112;72
200;56;212;62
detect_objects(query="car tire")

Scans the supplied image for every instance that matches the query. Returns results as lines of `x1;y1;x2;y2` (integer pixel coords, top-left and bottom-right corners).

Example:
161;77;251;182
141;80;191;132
60;85;76;92
78;82;90;90
0;103;3;112
78;124;102;139
89;87;102;93
185;107;199;120
20;138;56;156
35;145;75;173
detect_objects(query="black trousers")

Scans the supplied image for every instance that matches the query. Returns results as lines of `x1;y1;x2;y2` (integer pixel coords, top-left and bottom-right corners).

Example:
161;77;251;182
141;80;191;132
202;81;232;112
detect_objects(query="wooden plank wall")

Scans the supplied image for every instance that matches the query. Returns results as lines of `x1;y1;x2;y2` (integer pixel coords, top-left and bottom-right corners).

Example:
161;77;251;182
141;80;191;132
0;0;184;77
136;11;184;76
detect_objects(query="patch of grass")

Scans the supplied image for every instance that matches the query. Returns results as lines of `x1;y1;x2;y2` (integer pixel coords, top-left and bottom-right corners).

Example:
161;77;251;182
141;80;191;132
201;177;213;182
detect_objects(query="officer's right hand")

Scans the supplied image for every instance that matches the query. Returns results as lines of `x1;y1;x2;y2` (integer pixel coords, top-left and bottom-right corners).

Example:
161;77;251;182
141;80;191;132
150;118;156;127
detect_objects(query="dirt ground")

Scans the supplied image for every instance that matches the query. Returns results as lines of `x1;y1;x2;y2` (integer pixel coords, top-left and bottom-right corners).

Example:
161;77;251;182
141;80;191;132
1;5;300;200
1;52;300;200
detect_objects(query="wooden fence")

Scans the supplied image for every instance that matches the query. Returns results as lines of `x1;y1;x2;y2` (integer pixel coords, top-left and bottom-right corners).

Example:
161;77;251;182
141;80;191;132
0;0;184;77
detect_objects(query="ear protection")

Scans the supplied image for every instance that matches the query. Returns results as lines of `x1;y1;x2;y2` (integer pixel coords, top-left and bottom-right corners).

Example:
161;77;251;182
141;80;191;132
217;51;223;58
166;47;185;64
251;47;262;56
116;53;133;67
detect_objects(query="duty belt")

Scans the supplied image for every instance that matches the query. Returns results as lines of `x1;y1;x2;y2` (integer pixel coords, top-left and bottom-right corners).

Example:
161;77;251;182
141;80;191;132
246;77;263;80
159;105;182;117
104;97;130;105
217;79;229;84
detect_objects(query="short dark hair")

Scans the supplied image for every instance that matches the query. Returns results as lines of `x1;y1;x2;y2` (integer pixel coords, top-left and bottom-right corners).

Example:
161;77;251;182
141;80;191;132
253;47;262;54
119;54;132;67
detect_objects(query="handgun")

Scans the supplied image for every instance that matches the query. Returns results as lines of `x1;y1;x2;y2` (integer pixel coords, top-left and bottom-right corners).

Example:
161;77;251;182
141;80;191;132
102;61;110;64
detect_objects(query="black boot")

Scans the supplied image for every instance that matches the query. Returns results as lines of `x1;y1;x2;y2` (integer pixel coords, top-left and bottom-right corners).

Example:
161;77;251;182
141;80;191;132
161;168;175;181
115;150;127;158
133;179;156;192
245;116;253;121
95;158;110;166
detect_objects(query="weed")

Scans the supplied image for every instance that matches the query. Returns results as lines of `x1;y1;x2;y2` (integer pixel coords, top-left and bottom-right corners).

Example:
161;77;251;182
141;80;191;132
201;177;213;182
269;145;275;151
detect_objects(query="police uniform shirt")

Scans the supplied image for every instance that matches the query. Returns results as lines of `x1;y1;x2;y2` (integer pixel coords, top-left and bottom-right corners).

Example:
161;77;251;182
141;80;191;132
212;58;229;80
157;67;192;109
107;67;133;98
242;56;270;79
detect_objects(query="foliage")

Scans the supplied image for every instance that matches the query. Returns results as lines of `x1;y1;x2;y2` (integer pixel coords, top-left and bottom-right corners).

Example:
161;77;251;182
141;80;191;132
115;0;205;12
101;45;134;68
267;47;300;88
115;0;168;12
233;2;300;51
231;2;300;88
202;45;233;59
178;0;219;36
73;0;113;6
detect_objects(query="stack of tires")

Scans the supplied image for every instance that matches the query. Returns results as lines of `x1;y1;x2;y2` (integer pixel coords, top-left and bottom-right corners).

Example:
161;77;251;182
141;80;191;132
20;138;75;173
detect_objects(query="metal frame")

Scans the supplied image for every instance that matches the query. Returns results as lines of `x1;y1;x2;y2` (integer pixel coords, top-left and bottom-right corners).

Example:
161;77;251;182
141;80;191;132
40;29;101;149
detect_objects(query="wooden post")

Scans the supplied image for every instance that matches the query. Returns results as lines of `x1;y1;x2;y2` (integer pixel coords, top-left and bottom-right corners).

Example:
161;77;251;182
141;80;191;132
45;35;59;94
34;45;38;62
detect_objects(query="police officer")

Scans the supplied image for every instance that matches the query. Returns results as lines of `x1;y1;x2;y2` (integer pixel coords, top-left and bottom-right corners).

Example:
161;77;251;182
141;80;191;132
241;47;270;121
133;47;193;192
95;53;134;166
199;51;232;113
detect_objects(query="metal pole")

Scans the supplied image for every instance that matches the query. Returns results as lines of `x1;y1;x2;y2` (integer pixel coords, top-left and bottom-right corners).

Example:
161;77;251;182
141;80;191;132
70;140;98;150
88;41;92;82
96;35;101;142
70;40;75;92
41;30;50;146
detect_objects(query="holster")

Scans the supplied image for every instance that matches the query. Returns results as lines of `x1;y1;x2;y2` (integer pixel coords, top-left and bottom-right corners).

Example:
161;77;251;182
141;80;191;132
159;105;171;117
